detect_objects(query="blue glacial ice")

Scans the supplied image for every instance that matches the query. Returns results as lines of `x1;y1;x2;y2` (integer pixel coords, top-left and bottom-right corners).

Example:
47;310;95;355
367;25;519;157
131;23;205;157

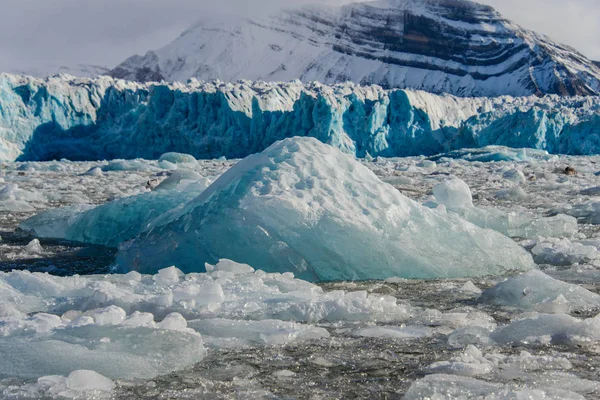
112;137;534;280
1;74;600;163
20;177;211;247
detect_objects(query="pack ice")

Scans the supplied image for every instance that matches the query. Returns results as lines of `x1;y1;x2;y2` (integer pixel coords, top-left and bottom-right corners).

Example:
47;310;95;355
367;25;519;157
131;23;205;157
0;259;410;381
107;137;533;280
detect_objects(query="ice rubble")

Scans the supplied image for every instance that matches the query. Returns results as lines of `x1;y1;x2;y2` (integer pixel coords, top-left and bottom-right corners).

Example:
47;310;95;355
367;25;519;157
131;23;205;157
2;73;600;163
405;374;587;400
432;178;578;238
0;259;413;380
0;370;114;399
114;137;534;280
406;344;600;399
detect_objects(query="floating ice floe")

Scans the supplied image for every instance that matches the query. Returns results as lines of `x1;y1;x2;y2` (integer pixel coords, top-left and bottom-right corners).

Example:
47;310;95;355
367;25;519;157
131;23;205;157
0;259;418;380
158;152;198;165
405;373;587;400
0;370;114;399
560;198;600;224
491;313;600;346
115;137;534;280
526;237;600;266
479;270;600;313
432;178;578;238
407;345;597;400
0;184;44;212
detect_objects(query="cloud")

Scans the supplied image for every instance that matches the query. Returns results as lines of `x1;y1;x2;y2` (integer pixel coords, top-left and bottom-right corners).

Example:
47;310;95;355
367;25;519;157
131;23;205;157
0;0;598;72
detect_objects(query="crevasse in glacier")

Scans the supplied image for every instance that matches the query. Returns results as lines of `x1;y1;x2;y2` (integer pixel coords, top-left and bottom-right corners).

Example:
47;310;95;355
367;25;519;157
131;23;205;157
114;137;534;280
1;74;600;163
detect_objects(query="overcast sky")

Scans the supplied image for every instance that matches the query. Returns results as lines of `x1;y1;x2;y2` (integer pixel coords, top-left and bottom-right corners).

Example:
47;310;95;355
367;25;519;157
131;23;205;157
0;0;598;72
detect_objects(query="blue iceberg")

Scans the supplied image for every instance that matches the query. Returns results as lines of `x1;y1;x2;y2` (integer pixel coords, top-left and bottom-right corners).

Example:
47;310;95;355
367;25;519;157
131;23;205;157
114;137;534;281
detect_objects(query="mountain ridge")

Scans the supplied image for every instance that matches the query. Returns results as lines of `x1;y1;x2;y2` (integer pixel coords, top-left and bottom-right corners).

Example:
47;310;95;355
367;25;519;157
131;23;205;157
109;0;600;97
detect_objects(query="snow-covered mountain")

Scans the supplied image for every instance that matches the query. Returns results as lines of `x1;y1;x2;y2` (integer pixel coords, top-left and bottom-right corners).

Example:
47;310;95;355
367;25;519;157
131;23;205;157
8;63;110;79
110;0;600;97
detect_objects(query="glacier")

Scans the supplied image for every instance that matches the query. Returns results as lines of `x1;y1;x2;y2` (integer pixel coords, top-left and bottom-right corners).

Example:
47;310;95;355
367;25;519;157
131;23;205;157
1;74;600;163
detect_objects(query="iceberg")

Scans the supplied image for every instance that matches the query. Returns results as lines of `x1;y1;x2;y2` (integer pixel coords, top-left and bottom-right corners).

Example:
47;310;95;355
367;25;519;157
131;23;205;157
115;137;534;280
1;74;600;163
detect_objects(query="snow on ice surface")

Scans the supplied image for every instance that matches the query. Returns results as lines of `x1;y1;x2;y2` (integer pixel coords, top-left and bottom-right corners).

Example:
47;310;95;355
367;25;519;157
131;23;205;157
2;74;600;164
115;137;533;280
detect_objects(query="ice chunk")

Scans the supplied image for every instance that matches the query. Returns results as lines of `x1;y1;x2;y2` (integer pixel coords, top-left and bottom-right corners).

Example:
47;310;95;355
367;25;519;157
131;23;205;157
502;168;526;184
561;199;600;224
153;266;184;286
433;179;578;239
157;312;190;332
24;239;43;255
207;259;255;274
404;374;586;400
353;325;432;339
0;315;206;380
188;318;329;346
65;370;115;392
0;371;114;399
91;305;127;325
159;152;197;165
102;159;156;172
83;166;103;176
530;238;600;265
117;138;533;280
495;187;528;201
0;184;41;212
432;178;473;208
479;270;600;313
0;259;415;323
154;170;208;191
426;345;493;377
491;313;600;346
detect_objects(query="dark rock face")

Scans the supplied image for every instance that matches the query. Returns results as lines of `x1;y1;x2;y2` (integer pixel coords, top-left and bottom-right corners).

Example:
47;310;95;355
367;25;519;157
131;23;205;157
109;0;600;97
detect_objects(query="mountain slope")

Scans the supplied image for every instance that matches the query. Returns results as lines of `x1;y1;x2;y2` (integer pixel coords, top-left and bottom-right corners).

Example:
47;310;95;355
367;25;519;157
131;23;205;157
110;0;600;97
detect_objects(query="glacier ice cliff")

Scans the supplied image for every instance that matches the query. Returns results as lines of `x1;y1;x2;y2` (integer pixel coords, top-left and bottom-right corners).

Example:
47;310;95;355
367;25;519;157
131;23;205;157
1;73;600;163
